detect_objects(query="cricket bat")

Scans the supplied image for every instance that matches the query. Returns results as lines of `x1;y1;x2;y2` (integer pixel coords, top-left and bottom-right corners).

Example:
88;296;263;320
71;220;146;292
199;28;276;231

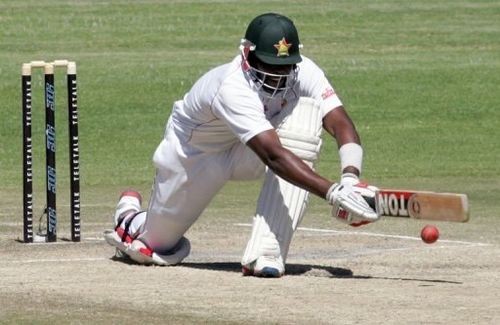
377;189;469;222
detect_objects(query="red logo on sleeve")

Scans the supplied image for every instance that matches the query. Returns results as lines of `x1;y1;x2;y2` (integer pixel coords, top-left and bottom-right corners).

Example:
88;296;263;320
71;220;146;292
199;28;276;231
321;88;335;99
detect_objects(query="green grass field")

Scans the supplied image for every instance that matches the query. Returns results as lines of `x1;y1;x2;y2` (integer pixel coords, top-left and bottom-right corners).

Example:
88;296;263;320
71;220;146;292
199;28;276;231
1;1;499;323
2;1;499;201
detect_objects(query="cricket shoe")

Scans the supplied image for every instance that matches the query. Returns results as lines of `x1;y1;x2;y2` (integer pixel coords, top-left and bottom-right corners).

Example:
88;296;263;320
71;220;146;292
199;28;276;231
242;256;284;278
125;237;191;266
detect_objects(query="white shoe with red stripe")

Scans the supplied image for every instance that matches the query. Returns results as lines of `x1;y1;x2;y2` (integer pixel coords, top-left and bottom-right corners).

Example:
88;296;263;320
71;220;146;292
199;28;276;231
124;237;191;266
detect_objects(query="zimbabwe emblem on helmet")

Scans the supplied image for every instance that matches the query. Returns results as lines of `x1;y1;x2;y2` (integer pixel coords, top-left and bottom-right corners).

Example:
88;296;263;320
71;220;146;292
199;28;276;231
274;37;292;57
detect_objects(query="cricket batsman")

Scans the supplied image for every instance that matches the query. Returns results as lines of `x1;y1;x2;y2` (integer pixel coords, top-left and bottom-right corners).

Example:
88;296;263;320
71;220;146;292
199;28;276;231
105;13;380;277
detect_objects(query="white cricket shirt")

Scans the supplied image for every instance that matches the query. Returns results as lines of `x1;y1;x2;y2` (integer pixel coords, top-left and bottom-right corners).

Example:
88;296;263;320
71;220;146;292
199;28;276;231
169;55;343;153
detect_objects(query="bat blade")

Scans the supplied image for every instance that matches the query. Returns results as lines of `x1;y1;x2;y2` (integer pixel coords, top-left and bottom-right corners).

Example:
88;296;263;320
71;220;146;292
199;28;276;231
377;189;469;222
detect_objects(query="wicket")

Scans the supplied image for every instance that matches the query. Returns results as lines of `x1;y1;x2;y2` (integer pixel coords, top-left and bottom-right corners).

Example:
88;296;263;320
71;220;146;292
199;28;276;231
22;60;81;243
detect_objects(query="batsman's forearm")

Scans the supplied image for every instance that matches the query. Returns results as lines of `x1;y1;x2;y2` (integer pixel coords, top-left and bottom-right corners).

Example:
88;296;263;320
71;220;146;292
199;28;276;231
322;106;361;148
264;150;332;198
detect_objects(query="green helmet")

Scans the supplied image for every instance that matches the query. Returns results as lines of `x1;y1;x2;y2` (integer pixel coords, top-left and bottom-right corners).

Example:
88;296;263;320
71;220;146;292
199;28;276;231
244;13;302;65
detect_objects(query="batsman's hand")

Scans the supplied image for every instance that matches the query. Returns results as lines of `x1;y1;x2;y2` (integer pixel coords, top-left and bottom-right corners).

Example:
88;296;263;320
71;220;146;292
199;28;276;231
326;182;380;227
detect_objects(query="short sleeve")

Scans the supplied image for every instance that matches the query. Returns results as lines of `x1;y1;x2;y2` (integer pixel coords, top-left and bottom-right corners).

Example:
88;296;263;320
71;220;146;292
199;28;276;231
297;56;344;116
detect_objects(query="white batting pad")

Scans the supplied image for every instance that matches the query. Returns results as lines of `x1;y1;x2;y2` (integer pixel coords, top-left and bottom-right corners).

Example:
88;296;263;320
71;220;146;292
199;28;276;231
113;195;141;225
242;97;323;267
242;172;310;265
276;97;323;163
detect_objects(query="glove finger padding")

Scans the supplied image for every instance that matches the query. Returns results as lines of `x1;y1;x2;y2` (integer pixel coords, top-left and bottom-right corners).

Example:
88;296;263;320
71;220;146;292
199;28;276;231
327;183;380;226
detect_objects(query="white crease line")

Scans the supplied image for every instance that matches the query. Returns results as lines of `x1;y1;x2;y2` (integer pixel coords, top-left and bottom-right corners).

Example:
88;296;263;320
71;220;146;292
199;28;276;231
0;222;109;226
84;237;105;241
0;203;113;214
6;257;107;264
0;203;113;208
234;223;491;247
9;237;105;244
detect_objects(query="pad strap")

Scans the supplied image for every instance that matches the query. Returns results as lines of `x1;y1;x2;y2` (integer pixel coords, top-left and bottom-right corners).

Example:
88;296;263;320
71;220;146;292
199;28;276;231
116;211;145;243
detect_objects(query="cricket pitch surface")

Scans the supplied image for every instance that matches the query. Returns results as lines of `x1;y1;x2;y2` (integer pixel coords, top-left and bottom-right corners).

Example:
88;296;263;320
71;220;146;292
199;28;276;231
1;195;499;324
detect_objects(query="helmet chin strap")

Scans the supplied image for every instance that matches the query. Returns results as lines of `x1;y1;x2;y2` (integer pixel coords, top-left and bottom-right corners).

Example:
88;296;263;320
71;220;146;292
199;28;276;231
239;39;255;72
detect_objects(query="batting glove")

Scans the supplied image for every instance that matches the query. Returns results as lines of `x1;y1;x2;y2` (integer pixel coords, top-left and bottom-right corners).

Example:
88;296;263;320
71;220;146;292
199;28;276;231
340;172;360;186
327;182;380;227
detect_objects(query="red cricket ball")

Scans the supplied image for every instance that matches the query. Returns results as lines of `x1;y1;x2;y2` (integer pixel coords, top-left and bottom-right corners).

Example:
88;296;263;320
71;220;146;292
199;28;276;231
421;225;439;244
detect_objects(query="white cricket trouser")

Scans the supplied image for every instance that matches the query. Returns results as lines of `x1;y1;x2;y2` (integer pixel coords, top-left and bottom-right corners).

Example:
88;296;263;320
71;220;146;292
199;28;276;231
139;119;265;251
